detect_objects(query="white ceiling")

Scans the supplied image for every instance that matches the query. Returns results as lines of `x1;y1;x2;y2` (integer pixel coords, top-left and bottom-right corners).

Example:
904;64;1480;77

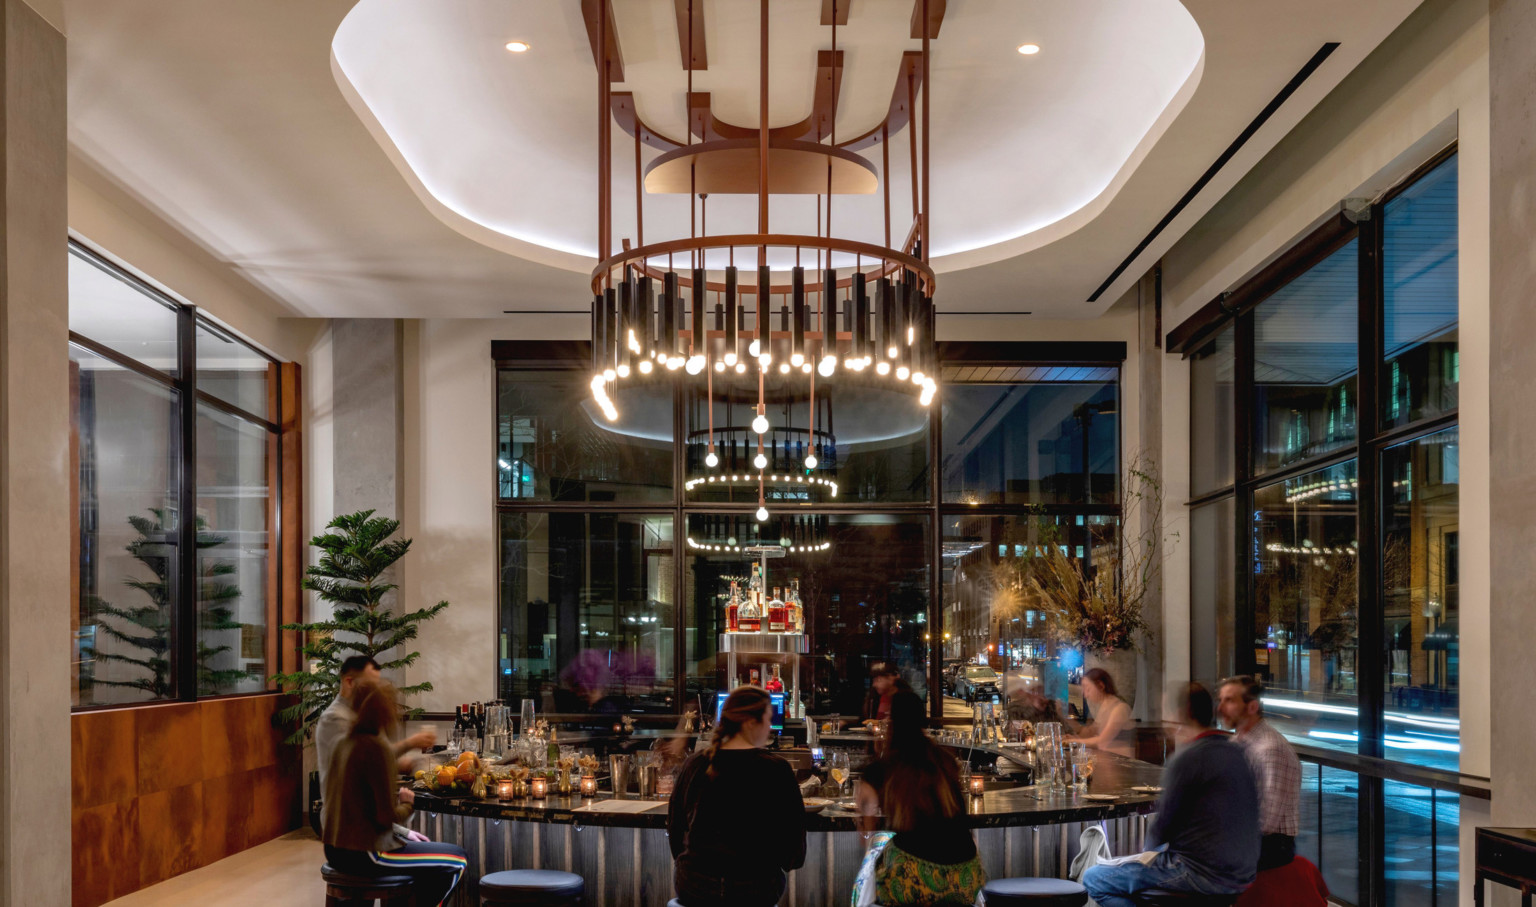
61;0;1426;320
332;0;1203;272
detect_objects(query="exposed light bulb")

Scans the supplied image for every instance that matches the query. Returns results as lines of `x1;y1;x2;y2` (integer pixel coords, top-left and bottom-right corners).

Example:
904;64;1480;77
748;339;761;357
888;346;899;358
805;454;818;469
756;506;769;522
791;352;805;367
754;453;768;469
759;353;772;369
686;355;706;375
912;371;926;384
638;359;653;374
876;360;891;375
735;362;747;373
603;368;616;381
778;362;790;374
668;357;685;371
819;356;837;377
907;326;915;343
752;414;770;435
801;363;812;374
897;366;910;380
705;451;719;468
714;360;726;372
724;351;738;366
616;364;630;377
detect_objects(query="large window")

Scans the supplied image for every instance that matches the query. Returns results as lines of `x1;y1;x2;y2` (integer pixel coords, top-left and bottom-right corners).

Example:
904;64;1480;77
1182;151;1462;906
494;344;1122;720
70;243;287;707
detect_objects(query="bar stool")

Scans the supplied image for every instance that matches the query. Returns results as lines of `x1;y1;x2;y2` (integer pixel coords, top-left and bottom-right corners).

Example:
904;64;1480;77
477;869;585;905
320;863;415;907
980;877;1089;906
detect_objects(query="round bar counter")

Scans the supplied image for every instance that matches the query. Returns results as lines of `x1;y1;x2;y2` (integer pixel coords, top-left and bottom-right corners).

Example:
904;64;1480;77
406;752;1163;907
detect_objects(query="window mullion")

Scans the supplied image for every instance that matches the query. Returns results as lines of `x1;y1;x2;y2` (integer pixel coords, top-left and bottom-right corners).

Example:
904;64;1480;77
176;305;200;702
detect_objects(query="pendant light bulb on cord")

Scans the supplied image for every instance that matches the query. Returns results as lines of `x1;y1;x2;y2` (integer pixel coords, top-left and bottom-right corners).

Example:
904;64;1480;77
805;454;818;469
686;355;706;375
752;413;770;435
705;451;719;468
754;453;768;470
756;505;769;522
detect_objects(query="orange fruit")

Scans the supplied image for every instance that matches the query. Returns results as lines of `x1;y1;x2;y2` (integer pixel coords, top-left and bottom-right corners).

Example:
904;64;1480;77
455;764;476;783
434;767;456;788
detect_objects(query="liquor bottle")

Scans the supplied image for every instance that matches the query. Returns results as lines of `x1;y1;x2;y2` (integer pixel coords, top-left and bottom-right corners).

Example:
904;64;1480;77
726;581;741;632
739;584;762;633
453;705;465;736
767;587;787;632
787;578;803;634
547;728;560;767
458;703;470;736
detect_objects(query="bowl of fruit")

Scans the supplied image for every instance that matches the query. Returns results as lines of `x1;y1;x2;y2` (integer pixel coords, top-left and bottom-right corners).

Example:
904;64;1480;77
414;751;485;798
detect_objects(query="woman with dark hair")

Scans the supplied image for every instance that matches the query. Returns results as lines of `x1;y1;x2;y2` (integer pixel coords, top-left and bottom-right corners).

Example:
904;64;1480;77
667;686;806;906
321;678;468;907
853;690;986;906
1067;666;1134;758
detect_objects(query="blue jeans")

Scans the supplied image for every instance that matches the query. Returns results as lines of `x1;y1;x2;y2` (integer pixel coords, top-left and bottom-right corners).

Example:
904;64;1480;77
1081;851;1244;907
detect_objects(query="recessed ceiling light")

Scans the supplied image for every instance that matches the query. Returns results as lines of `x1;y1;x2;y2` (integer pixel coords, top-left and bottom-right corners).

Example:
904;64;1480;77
505;41;532;53
1017;43;1040;55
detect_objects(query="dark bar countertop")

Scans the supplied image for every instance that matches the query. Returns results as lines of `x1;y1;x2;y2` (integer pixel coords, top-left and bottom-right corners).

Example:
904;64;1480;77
411;751;1163;831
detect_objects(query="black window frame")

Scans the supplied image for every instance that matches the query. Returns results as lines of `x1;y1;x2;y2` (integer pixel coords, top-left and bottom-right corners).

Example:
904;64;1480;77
491;339;1126;721
1172;145;1471;907
68;240;285;711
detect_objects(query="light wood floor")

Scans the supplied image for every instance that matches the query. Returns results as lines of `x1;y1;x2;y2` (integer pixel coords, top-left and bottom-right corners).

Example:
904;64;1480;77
105;829;327;907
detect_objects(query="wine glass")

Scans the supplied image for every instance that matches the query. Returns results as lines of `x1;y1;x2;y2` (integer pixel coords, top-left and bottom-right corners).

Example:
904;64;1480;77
828;751;850;796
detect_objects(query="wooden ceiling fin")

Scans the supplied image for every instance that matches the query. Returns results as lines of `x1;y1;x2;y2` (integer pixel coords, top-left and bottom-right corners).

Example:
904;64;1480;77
674;0;707;70
837;51;923;152
770;49;843;142
821;0;850;26
581;0;625;83
909;0;945;40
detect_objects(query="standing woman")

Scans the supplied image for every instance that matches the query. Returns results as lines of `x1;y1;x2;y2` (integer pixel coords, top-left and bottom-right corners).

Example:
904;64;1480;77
1067;667;1134;758
668;686;806;906
322;678;468;907
854;690;986;906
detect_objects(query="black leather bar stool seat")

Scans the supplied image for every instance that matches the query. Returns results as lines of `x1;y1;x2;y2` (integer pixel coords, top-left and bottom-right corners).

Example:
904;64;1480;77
320;863;415;907
478;869;585;905
1135;892;1240;906
980;877;1089;906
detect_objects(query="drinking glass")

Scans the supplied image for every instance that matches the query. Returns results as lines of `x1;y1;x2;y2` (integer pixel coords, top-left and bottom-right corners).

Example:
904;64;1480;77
828;751;851;796
1070;744;1093;792
520;698;537;737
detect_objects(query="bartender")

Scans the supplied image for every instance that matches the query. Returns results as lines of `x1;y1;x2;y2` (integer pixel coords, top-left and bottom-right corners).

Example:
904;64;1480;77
860;663;910;726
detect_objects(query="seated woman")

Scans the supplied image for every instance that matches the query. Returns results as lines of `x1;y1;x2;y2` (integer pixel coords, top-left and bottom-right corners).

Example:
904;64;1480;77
667;686;806;907
1066;667;1134;758
321;678;468;907
854;690;986;906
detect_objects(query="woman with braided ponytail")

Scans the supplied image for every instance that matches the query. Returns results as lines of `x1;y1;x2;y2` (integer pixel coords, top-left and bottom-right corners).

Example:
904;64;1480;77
667;686;806;906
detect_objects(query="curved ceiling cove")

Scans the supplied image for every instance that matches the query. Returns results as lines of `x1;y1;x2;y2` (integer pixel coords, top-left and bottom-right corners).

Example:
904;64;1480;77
332;0;1203;277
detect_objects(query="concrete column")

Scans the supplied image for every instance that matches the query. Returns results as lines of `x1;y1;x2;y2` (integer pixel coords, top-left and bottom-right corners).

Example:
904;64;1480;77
332;319;405;521
1135;270;1165;724
0;1;70;904
1488;0;1536;828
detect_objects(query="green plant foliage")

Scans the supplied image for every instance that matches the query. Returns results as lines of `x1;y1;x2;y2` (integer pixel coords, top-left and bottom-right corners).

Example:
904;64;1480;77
85;509;253;698
270;510;449;744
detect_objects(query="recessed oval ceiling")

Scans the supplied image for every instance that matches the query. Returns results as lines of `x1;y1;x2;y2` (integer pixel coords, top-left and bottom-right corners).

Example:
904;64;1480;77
332;0;1203;276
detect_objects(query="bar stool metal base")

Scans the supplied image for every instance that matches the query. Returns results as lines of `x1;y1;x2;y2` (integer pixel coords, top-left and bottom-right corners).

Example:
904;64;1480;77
980;877;1089;906
478;869;585;906
320;863;415;907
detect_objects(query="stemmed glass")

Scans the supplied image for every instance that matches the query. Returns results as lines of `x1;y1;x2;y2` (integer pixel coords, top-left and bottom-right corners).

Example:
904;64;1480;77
1070;743;1094;792
828;751;851;796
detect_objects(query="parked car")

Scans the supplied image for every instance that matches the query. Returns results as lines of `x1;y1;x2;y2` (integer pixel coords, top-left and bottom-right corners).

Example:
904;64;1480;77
956;665;1002;703
941;660;966;696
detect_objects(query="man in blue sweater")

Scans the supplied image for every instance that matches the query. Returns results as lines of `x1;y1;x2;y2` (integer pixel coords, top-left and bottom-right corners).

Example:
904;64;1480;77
1082;683;1259;907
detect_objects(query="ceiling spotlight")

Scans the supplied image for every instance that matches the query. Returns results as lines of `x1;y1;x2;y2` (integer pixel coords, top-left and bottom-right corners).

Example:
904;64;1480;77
756;505;769;522
1017;43;1040;55
506;41;532;53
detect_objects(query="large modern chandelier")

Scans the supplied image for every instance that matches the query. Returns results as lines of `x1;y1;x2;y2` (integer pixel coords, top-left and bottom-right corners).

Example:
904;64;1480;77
585;0;940;521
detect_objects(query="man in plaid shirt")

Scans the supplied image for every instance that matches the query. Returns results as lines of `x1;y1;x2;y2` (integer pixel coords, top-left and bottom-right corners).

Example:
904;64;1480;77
1218;675;1300;871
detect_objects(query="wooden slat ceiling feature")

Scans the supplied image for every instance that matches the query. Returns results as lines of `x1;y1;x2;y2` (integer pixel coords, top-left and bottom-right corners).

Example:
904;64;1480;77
687;51;844;144
674;0;707;71
910;0;946;39
838;51;924;152
581;0;625;83
821;0;850;26
611;93;681;151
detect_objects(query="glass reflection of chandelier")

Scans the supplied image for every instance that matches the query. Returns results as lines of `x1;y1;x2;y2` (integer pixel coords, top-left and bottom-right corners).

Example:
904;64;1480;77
687;515;832;556
585;0;940;523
